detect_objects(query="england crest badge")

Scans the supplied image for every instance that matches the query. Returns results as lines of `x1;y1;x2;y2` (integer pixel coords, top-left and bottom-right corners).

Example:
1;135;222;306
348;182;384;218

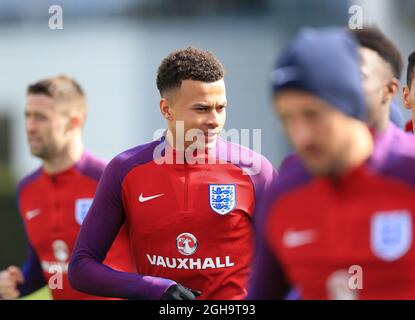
75;198;93;225
209;184;236;215
371;210;412;261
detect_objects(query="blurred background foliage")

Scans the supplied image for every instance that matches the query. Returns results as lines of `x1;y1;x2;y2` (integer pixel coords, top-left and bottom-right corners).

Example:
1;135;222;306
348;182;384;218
0;0;414;299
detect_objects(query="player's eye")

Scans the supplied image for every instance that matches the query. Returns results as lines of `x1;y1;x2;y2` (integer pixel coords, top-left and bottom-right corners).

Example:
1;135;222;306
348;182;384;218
278;113;290;124
195;106;209;112
34;113;47;121
303;109;321;121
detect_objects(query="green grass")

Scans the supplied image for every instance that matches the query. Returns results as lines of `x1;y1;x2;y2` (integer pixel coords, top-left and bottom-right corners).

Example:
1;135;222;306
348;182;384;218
21;286;52;300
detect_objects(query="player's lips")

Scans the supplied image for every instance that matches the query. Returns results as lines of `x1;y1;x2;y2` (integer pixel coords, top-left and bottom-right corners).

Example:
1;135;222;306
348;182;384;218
301;146;324;159
203;131;220;138
28;137;43;145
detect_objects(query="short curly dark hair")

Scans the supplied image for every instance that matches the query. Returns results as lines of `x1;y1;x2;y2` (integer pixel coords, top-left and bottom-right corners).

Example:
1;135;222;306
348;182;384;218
350;26;403;80
156;47;225;96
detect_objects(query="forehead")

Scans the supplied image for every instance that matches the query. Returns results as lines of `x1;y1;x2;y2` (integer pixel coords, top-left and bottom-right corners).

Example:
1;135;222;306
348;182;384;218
176;79;226;103
26;94;54;112
358;47;389;73
275;90;331;113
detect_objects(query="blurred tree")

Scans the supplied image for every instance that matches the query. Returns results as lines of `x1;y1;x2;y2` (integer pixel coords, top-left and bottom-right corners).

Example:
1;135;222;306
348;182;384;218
0;113;26;269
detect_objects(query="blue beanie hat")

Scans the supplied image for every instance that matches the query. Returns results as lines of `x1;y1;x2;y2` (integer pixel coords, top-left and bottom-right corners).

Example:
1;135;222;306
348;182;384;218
271;27;367;121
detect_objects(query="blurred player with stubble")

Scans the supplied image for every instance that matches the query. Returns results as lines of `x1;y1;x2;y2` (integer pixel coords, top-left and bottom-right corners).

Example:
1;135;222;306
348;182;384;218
0;76;134;300
250;27;415;300
249;26;414;299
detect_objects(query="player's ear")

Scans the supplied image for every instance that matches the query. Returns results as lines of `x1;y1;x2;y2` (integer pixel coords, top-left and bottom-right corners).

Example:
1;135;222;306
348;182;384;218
389;78;400;97
160;98;173;120
403;86;411;110
67;111;83;131
382;78;400;105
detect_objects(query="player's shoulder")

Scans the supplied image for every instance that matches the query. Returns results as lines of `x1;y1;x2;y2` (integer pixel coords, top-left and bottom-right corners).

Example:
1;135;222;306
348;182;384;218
16;167;42;197
268;174;318;218
279;152;304;172
277;152;312;195
375;123;415;159
375;124;415;186
256;152;312;222
216;137;275;178
75;151;107;181
386;123;415;158
106;137;165;178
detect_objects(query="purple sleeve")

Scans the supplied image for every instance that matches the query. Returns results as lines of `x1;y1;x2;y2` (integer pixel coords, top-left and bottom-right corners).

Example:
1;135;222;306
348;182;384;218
248;179;292;299
248;154;311;299
68;156;176;300
249;156;278;223
18;243;47;297
16;177;47;297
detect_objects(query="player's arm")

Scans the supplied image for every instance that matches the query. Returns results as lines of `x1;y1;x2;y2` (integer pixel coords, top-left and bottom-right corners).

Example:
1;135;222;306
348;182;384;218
249;192;295;300
248;184;293;299
0;244;46;300
247;157;291;299
0;267;24;299
248;154;309;299
68;157;198;300
3;185;48;299
19;242;47;297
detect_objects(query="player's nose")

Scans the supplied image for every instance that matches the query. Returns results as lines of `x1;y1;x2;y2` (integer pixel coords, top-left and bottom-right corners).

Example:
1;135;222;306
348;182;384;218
205;109;220;129
288;122;313;149
25;117;37;134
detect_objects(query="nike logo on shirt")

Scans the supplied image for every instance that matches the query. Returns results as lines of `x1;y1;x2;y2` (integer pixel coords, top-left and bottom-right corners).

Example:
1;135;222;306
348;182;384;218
26;209;41;220
283;229;317;248
138;193;164;203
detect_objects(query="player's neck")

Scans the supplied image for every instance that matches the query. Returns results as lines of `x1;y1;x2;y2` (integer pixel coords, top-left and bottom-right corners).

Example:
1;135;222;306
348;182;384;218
166;129;183;151
334;122;374;177
375;105;390;133
165;128;194;151
43;139;84;174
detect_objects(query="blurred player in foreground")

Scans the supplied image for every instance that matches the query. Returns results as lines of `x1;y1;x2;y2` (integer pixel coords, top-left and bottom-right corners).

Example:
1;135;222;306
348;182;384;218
0;76;133;299
250;27;415;299
249;26;411;299
68;47;276;300
404;51;415;134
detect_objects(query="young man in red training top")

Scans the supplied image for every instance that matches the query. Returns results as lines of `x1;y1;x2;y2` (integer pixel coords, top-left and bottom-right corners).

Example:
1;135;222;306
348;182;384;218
0;76;134;299
68;47;276;300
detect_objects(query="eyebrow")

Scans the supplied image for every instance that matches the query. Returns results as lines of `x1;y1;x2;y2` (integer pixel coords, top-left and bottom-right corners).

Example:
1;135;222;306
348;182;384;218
192;103;227;108
24;110;48;117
